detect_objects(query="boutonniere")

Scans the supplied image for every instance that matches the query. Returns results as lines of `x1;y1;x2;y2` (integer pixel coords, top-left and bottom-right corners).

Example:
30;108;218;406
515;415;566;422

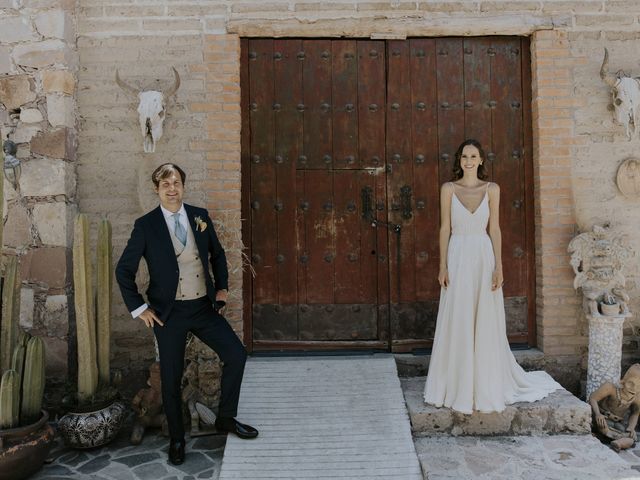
194;216;207;232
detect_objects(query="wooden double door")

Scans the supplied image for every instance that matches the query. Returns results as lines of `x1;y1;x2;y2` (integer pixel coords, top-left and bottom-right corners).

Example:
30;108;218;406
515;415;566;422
241;37;534;353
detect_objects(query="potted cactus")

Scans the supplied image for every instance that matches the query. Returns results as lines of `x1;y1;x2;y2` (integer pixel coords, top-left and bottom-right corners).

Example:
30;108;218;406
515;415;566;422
0;258;54;480
57;214;126;449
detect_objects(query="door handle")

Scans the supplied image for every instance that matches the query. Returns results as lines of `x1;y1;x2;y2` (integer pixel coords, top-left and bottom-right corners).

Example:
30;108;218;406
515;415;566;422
400;185;412;220
361;186;374;223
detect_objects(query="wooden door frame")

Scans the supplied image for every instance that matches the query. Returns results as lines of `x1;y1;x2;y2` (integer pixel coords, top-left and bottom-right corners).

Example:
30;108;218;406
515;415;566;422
240;36;536;354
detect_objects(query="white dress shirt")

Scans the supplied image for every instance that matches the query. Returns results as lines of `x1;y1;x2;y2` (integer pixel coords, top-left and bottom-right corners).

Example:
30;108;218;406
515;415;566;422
130;204;189;318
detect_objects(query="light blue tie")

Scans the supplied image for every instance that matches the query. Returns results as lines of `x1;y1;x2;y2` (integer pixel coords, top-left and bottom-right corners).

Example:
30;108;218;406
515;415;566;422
173;212;187;246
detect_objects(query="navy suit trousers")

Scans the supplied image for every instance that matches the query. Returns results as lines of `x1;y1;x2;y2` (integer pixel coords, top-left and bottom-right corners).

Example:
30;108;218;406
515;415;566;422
152;297;247;441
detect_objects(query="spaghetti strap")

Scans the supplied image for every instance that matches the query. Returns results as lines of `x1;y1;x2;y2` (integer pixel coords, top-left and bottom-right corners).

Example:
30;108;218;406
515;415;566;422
485;181;491;193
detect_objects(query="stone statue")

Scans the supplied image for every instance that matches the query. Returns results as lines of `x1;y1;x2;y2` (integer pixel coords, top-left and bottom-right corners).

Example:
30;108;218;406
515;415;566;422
568;224;634;317
589;364;640;451
182;359;218;437
130;361;167;444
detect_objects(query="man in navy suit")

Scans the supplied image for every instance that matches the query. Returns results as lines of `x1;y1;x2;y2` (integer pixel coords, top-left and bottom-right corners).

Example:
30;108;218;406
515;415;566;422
116;163;258;465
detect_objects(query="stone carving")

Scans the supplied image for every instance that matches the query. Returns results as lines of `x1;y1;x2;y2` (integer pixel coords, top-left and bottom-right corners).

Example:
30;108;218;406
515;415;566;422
130;361;166;445
115;67;180;153
617;157;640;199
568;224;634;318
569;224;635;399
589;364;640;451
601;48;640;140
181;357;218;437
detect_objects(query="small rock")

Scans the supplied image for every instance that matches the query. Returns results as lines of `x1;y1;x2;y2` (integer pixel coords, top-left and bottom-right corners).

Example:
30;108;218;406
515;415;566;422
20;108;44;123
3;201;31;247
42;70;75;95
19;287;34;329
30;128;75;160
35;10;74;42
46;94;75;128
32;201;75;247
13;39;73;69
0;46;12;74
0;16;38;43
0;75;36;109
20;157;73;196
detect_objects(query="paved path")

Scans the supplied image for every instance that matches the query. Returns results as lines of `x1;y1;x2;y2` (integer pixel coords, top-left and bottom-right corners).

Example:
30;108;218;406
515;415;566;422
218;355;423;480
415;434;639;480
31;428;226;480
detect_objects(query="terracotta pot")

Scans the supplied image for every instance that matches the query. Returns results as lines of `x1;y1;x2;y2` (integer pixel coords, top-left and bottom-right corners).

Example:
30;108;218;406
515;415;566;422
58;399;127;449
0;410;55;480
601;302;621;316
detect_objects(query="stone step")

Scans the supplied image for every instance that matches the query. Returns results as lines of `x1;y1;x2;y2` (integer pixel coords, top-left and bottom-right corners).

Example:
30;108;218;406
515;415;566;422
401;377;592;436
394;349;546;377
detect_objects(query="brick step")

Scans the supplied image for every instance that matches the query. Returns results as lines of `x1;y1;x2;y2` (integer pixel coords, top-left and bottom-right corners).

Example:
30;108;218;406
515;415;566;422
401;376;591;436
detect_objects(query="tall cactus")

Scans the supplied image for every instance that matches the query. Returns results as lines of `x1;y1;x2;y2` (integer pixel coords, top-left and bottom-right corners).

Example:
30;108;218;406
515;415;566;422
1;256;20;373
20;336;44;424
11;343;25;401
0;370;20;429
73;214;98;403
96;218;112;386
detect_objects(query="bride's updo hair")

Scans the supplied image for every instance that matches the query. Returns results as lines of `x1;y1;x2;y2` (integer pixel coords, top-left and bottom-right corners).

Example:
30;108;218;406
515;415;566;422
452;139;488;180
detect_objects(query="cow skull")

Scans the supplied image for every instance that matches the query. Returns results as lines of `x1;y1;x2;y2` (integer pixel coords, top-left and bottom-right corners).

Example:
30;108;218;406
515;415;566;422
116;67;181;153
600;48;640;140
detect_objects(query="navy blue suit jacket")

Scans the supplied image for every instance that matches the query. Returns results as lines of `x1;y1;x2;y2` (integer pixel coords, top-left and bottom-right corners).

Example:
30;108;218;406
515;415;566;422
115;204;228;322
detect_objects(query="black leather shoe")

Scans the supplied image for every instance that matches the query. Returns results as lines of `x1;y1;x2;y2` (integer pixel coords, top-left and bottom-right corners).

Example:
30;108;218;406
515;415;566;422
168;438;185;465
215;417;259;439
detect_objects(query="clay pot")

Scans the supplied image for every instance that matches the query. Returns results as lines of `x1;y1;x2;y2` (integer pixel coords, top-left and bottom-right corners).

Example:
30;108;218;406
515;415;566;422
58;400;127;449
0;410;55;480
601;302;621;316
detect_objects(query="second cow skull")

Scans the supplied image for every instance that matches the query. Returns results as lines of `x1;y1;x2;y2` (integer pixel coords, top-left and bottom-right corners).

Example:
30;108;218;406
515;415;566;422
116;67;181;153
600;48;640;141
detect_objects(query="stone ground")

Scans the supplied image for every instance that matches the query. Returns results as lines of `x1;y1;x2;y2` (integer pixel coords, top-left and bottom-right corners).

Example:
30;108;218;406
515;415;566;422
30;418;226;480
22;354;640;479
415;435;640;480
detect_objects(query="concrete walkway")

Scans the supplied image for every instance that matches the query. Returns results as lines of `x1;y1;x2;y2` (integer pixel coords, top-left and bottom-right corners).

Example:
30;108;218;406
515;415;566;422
218;355;423;480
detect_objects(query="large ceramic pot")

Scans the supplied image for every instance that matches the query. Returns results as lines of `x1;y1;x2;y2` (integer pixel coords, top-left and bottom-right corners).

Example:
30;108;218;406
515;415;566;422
58;399;127;449
0;410;55;480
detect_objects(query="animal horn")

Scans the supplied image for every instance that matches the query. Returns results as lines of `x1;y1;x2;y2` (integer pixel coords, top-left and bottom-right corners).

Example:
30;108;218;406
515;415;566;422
600;48;617;87
115;70;139;97
164;67;181;98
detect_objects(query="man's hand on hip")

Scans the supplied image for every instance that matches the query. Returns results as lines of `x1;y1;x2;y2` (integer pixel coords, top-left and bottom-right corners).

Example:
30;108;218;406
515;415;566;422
215;289;228;314
138;308;164;328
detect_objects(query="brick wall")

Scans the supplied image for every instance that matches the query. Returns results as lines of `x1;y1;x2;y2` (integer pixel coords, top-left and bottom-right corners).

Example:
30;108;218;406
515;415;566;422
3;0;636;392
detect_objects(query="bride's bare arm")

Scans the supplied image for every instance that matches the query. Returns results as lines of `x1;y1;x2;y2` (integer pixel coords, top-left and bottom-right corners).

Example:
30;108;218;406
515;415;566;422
487;182;504;290
438;182;454;288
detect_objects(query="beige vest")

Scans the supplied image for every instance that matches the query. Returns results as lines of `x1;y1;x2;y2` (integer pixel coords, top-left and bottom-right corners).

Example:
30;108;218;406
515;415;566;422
169;219;207;300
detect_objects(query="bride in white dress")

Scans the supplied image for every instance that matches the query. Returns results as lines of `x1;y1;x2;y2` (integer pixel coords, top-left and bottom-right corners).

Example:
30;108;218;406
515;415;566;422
423;139;560;414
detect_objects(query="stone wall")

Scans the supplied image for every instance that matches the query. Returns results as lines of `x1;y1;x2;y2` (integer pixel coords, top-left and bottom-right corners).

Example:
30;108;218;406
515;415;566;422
2;0;639;394
0;0;78;382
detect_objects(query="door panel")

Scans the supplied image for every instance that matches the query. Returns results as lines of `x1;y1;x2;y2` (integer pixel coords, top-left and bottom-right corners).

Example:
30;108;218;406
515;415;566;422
241;37;535;352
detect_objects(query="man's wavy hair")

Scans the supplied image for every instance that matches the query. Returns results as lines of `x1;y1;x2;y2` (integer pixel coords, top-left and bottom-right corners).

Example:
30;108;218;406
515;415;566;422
151;163;186;188
452;139;488;181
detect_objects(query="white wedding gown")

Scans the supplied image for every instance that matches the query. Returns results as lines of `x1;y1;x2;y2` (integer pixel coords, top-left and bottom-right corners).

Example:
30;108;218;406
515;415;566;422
423;187;561;414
